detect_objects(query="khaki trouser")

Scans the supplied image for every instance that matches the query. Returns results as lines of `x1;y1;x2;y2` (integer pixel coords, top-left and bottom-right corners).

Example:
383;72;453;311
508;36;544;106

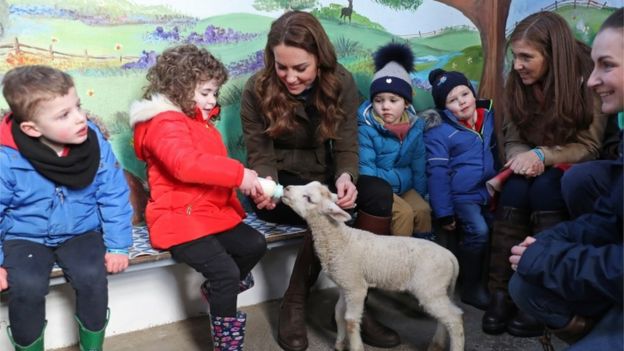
391;189;432;236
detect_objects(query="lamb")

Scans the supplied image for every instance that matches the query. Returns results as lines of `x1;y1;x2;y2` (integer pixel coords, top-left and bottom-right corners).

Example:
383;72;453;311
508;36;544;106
281;181;464;351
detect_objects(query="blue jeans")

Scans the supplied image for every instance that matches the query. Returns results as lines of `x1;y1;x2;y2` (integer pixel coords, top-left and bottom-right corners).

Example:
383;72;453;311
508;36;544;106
454;202;491;249
509;274;622;349
500;167;566;211
3;232;108;346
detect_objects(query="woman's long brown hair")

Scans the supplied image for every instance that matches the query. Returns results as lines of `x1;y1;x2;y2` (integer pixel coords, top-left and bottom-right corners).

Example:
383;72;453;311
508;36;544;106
255;11;344;140
505;11;594;145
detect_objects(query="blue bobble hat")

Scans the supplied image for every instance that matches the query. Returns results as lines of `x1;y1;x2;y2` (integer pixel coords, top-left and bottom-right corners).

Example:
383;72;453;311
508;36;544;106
428;68;476;109
370;43;415;103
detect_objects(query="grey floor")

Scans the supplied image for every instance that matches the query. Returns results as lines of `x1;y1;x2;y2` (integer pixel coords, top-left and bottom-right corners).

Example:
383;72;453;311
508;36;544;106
52;288;566;351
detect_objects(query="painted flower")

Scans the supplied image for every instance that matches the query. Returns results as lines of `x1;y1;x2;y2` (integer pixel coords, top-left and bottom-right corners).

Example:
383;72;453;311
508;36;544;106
115;43;123;51
87;89;95;97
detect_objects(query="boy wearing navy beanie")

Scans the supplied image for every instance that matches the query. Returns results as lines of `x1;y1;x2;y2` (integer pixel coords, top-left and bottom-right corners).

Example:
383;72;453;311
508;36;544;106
424;68;498;310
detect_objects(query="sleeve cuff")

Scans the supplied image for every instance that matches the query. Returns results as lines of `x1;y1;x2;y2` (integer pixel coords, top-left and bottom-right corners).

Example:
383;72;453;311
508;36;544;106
106;248;129;255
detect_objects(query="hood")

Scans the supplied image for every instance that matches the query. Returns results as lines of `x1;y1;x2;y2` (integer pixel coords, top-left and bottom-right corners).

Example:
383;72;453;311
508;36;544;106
130;94;184;161
0;113;17;150
129;94;182;127
358;101;418;133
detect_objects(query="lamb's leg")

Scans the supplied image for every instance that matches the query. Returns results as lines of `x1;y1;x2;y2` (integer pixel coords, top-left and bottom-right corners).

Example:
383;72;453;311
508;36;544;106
343;288;367;351
417;294;464;351
334;291;348;351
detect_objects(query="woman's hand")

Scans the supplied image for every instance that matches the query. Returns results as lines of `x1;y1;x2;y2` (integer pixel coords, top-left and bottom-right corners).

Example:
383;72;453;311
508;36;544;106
250;176;277;210
505;151;543;177
510;236;537;271
240;168;262;197
335;173;357;209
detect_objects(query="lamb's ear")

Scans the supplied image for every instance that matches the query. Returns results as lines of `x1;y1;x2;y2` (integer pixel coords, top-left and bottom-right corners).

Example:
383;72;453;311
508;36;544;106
321;198;352;223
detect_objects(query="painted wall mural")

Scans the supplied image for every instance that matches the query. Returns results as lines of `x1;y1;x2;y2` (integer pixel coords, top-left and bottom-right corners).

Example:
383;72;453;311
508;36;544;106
0;0;619;188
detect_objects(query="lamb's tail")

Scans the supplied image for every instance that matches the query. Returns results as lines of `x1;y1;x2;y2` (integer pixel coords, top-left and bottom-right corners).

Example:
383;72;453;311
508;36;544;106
448;253;460;296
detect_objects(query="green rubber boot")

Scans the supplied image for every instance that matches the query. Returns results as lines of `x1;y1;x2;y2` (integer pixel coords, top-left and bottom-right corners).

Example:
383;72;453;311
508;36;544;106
75;309;109;351
7;323;45;351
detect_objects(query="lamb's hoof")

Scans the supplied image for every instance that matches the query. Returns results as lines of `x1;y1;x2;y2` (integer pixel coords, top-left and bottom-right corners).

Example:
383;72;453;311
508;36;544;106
334;341;347;351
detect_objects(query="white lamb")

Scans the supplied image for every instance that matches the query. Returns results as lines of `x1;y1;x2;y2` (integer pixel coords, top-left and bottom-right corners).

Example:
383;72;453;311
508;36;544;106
281;181;464;351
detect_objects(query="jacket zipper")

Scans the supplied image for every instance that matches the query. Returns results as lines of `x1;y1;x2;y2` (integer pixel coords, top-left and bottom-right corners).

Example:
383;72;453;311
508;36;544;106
185;190;208;216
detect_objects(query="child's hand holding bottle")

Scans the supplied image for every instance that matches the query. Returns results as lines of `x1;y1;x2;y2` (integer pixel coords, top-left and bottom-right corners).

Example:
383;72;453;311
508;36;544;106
240;168;262;197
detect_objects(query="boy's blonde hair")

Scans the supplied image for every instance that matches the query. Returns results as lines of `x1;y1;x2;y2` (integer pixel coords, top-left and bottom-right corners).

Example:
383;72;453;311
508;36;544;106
2;65;75;123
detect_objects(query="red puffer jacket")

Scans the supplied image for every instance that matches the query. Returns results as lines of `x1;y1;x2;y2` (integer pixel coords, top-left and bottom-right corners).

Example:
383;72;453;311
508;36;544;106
130;94;245;249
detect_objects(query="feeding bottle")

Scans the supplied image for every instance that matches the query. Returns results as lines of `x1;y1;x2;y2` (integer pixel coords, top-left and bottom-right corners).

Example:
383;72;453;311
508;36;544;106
258;177;284;200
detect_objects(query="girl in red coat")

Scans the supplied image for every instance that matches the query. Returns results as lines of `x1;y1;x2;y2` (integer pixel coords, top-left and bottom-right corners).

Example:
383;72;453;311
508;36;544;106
130;44;267;351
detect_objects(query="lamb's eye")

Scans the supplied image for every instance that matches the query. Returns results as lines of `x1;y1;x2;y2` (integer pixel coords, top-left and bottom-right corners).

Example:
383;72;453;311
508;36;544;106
303;194;313;203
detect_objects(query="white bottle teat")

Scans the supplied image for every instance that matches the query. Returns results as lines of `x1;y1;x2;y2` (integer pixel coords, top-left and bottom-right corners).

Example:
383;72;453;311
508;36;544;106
258;178;284;199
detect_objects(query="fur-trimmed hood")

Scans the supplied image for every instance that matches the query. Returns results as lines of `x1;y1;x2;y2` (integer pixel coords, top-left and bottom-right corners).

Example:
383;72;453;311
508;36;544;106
129;94;182;127
422;109;444;131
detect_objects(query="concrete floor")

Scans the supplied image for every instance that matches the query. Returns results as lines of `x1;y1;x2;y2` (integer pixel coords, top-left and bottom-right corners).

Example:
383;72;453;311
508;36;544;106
51;287;566;351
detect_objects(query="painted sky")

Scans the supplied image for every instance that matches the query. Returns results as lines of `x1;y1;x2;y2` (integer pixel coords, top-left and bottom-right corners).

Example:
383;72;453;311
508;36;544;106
129;0;622;35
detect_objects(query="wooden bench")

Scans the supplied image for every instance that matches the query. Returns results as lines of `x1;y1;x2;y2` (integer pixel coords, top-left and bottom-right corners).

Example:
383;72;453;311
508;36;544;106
48;213;308;286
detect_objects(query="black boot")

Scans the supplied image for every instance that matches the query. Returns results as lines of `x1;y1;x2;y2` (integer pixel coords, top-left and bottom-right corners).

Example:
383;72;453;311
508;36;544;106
458;246;490;310
277;230;322;351
507;309;545;337
482;289;515;334
352;210;401;348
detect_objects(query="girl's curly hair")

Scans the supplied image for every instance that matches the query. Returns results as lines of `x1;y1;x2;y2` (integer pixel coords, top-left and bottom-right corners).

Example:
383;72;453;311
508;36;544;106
143;44;228;117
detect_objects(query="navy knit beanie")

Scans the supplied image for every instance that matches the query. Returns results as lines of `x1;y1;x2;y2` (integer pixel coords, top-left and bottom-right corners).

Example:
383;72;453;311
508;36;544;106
370;43;414;103
428;68;476;109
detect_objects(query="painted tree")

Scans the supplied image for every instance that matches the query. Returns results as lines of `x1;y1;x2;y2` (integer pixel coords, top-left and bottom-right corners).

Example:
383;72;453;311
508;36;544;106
372;0;424;11
253;0;318;11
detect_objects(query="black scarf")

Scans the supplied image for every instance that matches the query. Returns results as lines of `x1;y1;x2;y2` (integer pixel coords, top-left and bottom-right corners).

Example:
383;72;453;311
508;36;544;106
11;120;100;189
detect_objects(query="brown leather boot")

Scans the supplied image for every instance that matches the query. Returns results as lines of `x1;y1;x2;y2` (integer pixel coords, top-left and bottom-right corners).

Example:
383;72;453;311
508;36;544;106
483;207;529;334
551;315;596;345
277;230;321;351
530;210;568;235
352;210;401;348
353;210;392;235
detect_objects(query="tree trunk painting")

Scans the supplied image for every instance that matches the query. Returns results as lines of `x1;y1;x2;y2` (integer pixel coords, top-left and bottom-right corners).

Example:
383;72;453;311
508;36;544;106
436;0;511;159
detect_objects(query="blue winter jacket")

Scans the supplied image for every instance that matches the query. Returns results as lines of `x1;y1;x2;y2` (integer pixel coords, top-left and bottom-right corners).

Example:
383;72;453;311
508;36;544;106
358;101;427;196
424;100;497;220
0;116;133;265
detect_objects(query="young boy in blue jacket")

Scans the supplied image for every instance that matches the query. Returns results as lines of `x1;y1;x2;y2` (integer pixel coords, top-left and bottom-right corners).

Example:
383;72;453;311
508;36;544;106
358;43;431;238
424;68;498;310
0;65;133;351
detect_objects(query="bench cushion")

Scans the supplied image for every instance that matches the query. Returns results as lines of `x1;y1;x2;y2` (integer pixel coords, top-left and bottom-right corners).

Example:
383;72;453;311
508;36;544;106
50;213;307;278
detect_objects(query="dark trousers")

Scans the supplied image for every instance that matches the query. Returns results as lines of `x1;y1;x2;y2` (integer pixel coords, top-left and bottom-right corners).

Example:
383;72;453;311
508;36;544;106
500;167;566;211
3;232;108;346
562;160;616;218
253;172;393;225
169;222;267;317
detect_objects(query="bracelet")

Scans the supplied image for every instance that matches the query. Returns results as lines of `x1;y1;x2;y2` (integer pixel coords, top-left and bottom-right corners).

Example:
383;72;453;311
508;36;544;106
532;148;545;162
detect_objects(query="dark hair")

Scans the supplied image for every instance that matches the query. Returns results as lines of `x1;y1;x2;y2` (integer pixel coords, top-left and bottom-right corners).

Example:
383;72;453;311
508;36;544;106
254;11;343;140
505;11;594;145
2;65;74;123
599;8;623;32
143;44;228;117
